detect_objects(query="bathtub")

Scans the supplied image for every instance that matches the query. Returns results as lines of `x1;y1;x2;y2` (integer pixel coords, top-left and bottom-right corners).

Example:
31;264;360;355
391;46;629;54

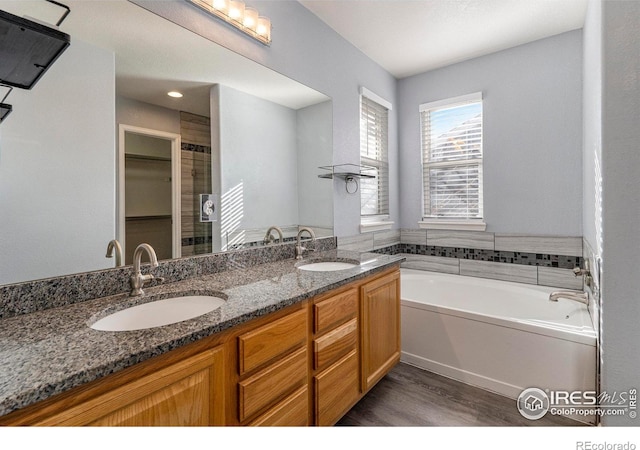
400;269;597;422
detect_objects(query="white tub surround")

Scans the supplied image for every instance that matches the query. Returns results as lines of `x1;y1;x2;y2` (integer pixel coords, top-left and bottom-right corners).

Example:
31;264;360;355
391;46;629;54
347;229;586;291
400;269;596;424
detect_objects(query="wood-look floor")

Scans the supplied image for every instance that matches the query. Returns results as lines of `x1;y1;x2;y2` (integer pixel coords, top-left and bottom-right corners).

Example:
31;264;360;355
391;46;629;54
337;363;587;427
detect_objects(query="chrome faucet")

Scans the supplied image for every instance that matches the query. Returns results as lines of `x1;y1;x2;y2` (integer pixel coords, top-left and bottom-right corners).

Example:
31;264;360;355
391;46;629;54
295;227;316;260
130;243;159;296
105;239;123;267
549;290;589;305
263;226;284;245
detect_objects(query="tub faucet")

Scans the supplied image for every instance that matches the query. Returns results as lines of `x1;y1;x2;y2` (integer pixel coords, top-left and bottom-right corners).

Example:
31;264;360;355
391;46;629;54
295;227;316;260
105;239;123;267
263;226;283;245
549;290;588;305
130;243;159;296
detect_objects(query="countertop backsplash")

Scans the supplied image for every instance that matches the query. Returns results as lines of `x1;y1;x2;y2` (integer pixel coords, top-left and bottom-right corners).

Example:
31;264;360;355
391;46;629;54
0;236;337;320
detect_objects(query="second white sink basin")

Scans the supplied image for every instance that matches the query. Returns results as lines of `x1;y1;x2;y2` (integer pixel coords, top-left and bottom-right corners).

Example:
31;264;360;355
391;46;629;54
297;261;358;272
90;295;226;332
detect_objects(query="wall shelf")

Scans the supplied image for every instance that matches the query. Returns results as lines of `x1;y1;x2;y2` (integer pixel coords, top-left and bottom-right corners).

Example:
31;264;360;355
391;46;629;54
318;164;376;194
317;164;376;180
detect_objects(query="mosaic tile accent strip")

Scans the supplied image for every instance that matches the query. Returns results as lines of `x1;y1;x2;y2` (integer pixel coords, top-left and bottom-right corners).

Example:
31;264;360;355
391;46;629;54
181;236;214;247
374;243;583;270
225;236;299;251
181;143;211;154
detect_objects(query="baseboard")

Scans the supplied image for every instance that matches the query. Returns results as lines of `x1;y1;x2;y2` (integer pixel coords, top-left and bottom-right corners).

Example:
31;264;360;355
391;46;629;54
400;351;522;399
400;351;595;425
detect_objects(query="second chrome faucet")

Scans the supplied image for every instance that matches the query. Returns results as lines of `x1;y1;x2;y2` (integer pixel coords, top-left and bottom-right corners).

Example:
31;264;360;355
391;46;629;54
263;226;284;245
295;227;316;260
130;243;160;296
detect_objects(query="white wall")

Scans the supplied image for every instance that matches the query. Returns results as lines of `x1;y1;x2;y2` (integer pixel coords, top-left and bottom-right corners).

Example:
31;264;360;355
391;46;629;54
397;31;583;235
0;39;115;284
116;96;181;135
297;100;333;229
130;0;399;237
582;0;603;258
214;85;299;232
598;0;640;427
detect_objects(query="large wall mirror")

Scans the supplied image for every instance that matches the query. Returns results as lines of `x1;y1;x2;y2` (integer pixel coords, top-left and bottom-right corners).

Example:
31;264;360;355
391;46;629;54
0;0;333;285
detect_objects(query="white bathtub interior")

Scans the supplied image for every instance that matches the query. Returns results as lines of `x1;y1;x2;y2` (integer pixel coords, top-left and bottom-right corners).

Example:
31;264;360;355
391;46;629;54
400;269;597;424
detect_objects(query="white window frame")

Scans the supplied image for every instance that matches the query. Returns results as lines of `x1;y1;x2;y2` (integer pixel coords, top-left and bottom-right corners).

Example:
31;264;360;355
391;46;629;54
419;92;486;231
360;87;393;232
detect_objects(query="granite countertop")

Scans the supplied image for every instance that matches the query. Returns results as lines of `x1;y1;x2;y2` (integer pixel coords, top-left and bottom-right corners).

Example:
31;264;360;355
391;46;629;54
0;250;404;418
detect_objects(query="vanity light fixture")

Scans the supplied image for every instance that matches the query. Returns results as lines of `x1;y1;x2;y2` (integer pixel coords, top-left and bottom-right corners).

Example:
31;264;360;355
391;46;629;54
167;91;183;98
187;0;272;46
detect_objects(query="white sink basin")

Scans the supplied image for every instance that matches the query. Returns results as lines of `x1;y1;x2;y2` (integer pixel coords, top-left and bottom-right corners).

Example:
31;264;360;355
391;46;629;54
297;261;358;272
90;295;226;331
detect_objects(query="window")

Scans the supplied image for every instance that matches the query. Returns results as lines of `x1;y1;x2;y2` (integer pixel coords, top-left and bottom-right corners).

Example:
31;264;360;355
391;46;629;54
360;88;390;221
420;92;484;230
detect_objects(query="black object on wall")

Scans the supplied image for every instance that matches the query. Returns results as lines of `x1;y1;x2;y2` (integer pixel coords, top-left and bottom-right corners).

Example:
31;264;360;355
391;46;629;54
0;5;70;90
0;103;12;123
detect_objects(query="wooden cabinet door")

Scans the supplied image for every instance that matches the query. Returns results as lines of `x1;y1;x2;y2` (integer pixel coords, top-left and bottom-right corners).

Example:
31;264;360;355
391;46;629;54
314;349;359;426
360;270;401;392
35;347;225;426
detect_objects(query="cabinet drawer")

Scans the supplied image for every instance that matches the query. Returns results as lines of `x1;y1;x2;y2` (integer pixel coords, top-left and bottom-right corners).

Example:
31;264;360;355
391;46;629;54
238;347;307;422
314;349;359;426
238;308;307;375
249;386;309;426
313;318;357;370
314;288;357;334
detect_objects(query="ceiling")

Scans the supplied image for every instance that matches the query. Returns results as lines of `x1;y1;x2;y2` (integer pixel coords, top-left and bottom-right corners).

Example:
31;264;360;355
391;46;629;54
0;0;328;116
0;0;588;112
299;0;588;79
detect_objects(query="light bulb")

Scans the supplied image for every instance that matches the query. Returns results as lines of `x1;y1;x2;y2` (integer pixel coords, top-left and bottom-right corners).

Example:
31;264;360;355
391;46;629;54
256;16;271;41
243;7;258;30
228;0;245;22
211;0;228;14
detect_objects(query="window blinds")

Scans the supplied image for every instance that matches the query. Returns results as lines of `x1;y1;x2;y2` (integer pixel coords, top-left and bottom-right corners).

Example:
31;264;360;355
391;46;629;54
420;93;483;220
360;95;389;216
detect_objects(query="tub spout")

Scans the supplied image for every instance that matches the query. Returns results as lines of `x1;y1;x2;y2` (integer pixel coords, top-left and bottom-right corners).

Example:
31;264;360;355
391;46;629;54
549;291;588;305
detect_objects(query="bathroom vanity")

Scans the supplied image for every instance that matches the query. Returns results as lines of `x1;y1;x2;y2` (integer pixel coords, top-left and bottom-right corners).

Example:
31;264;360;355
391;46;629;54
0;251;402;426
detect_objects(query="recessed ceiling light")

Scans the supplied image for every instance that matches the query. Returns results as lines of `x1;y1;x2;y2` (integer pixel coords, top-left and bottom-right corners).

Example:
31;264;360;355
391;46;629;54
167;91;183;98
